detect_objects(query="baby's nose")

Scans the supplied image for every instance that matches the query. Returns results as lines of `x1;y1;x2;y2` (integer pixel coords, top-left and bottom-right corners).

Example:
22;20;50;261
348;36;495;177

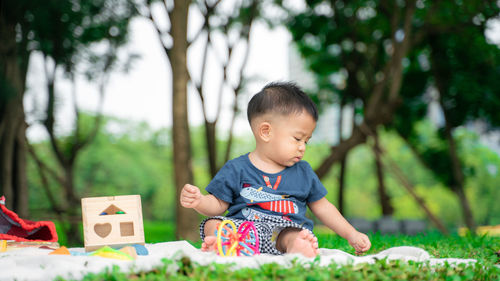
299;143;306;151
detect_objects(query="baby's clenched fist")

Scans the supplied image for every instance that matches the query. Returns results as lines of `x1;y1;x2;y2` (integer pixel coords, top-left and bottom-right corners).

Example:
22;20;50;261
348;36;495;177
347;231;371;255
180;184;202;208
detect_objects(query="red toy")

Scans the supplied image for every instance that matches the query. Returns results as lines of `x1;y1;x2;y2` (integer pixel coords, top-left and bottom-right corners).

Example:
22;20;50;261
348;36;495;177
0;196;58;242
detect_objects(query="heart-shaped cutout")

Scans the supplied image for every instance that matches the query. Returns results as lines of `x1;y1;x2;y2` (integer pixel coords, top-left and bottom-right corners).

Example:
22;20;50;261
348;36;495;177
94;223;112;238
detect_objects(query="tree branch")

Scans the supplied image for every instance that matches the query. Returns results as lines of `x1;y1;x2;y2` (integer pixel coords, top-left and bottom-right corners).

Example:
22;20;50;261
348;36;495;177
42;55;67;168
360;123;448;233
378;144;449;234
316;1;418;178
70;73;82;159
26;142;65;214
147;0;173;54
224;16;255;163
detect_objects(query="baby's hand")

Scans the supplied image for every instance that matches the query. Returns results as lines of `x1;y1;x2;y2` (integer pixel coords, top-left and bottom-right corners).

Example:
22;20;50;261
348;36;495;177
347;231;371;255
180;184;202;209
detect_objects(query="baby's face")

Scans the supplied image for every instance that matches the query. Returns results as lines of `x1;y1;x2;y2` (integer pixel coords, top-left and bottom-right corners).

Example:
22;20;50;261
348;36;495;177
267;111;316;168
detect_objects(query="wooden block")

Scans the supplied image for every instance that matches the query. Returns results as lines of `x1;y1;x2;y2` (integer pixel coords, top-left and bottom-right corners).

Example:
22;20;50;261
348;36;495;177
0;240;6;252
5;241;60;250
82;195;145;252
119;246;138;259
49;246;70;255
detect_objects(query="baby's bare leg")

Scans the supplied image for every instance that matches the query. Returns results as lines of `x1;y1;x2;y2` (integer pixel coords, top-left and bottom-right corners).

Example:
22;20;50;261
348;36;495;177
201;219;221;252
276;228;319;258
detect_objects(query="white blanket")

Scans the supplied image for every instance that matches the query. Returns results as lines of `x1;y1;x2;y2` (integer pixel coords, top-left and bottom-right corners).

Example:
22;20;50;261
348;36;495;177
0;241;479;281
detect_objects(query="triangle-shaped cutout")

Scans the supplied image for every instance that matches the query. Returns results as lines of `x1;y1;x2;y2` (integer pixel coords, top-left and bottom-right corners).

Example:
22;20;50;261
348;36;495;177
99;204;126;215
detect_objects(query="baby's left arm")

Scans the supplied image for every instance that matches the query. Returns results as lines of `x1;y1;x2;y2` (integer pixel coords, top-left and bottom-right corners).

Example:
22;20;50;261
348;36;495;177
309;198;371;254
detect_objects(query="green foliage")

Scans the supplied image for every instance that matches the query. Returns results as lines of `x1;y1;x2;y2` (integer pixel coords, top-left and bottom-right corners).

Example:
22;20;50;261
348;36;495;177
28;116;175;222
286;0;394;101
28;115;500;234
423;15;500;128
16;0;137;72
77;121;173;220
283;0;500;232
285;0;500;193
306;125;500;227
391;1;500;189
457;130;500;225
27;115;253;226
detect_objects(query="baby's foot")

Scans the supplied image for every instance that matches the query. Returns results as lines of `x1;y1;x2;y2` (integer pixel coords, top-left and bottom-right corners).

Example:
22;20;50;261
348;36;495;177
286;229;319;258
201;235;218;252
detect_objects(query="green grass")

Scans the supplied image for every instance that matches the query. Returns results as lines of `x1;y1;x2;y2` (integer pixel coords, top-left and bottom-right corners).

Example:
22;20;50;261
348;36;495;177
143;221;177;243
72;224;500;281
54;220;179;247
317;231;500;264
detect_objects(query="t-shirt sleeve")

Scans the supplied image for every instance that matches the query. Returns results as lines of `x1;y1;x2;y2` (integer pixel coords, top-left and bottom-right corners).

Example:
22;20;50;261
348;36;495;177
304;162;328;203
205;161;240;204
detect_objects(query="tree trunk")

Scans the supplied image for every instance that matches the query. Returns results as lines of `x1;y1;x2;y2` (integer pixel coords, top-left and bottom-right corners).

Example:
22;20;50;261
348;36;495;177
204;120;218;177
373;132;394;216
336;102;347;214
315;1;416;179
0;13;29;217
337;155;347;214
315;126;366;179
380;146;449;234
443;121;476;232
170;0;199;241
429;37;476;232
63;164;82;245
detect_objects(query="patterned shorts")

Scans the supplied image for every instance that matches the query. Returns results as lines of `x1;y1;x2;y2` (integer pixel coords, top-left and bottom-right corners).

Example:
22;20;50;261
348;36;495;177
199;216;314;255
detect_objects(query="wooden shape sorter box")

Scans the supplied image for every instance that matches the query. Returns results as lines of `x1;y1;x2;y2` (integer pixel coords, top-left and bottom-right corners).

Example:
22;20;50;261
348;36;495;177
82;195;145;252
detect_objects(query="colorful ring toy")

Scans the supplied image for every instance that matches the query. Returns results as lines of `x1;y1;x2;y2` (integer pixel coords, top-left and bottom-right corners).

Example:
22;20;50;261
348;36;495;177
216;220;260;256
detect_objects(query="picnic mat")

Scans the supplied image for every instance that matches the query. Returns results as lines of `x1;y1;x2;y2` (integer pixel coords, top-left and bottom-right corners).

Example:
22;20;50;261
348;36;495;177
0;241;480;281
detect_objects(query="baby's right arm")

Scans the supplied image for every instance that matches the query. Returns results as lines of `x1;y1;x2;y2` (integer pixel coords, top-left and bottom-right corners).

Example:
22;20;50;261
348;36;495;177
180;184;229;216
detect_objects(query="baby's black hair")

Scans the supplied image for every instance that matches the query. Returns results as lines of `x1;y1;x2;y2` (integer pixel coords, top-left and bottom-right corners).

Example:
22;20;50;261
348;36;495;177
247;81;318;124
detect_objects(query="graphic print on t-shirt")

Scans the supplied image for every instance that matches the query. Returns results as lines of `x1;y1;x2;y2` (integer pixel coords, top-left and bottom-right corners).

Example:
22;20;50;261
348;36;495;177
240;186;289;202
240;185;299;216
250;200;298;214
263;175;281;190
242;208;283;220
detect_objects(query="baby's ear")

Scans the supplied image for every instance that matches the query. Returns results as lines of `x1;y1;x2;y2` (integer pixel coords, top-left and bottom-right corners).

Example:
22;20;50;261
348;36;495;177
258;122;272;142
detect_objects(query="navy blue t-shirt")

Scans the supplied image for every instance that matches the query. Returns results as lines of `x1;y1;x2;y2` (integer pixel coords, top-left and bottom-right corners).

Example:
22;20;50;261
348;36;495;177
205;153;327;230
